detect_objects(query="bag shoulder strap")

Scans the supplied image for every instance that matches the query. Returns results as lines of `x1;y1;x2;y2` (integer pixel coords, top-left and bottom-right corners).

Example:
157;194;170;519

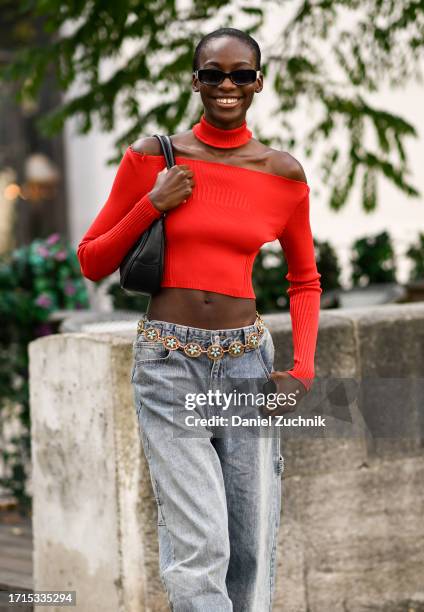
153;134;175;168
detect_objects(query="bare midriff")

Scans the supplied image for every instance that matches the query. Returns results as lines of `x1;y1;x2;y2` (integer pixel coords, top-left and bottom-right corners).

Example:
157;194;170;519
147;288;256;329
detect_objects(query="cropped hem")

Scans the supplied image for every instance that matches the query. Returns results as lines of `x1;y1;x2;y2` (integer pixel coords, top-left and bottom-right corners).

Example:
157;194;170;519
160;278;256;299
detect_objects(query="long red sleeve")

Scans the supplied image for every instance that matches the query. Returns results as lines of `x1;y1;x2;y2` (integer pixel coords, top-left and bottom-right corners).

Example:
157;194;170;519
77;148;162;282
278;191;322;391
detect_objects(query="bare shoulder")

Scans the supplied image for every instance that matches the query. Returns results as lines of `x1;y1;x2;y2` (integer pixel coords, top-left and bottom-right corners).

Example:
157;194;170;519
130;136;162;156
269;149;307;184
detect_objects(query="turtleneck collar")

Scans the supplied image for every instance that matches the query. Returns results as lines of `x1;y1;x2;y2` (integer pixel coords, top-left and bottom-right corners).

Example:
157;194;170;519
192;113;252;149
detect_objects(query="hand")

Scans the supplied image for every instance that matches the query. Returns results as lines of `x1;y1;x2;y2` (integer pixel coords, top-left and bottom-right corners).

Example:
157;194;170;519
260;371;308;418
148;164;195;213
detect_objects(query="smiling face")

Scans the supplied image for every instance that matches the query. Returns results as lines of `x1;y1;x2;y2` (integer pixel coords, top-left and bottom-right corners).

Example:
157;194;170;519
192;36;263;129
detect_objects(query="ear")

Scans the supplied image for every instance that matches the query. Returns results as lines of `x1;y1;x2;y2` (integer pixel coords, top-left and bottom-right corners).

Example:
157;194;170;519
192;73;199;93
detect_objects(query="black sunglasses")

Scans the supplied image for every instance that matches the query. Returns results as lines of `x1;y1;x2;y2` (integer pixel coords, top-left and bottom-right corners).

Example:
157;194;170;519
193;69;260;86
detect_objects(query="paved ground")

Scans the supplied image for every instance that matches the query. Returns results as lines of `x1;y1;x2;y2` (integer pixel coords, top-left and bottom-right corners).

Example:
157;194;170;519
0;506;33;611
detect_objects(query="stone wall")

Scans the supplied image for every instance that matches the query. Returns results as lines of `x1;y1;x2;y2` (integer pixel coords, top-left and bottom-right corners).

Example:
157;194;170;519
28;303;424;611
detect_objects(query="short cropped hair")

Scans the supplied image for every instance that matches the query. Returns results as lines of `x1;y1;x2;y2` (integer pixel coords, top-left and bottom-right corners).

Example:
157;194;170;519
192;28;261;72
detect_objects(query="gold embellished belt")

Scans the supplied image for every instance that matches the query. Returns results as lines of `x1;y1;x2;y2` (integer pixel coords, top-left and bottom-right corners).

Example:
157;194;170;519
136;311;266;361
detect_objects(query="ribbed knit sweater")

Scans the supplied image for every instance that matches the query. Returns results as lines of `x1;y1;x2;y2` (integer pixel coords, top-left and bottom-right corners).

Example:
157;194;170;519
77;146;322;389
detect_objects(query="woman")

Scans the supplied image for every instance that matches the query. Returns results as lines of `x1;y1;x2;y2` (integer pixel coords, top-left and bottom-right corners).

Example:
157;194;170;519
78;27;321;612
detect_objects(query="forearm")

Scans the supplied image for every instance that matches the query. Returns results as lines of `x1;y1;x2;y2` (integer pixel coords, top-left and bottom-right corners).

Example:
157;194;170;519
278;191;322;391
284;280;321;391
77;192;161;282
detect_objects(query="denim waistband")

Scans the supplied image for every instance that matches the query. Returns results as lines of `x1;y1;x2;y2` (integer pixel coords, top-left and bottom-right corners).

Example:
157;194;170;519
139;312;265;347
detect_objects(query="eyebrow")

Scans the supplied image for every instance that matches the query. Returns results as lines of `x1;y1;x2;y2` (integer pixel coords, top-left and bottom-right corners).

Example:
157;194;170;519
203;60;253;68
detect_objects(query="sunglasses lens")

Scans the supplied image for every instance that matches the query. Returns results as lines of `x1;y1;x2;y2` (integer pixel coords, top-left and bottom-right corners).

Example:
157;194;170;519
232;70;257;85
197;69;258;86
198;69;223;85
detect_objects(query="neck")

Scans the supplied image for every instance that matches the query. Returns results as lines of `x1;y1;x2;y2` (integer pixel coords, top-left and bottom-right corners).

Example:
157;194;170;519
192;113;252;149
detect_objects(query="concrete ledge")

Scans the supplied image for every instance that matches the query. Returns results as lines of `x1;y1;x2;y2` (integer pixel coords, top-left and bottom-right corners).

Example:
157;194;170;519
29;303;424;611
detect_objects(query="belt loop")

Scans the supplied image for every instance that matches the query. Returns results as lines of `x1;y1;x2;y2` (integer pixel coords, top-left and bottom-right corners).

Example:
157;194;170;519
243;312;257;346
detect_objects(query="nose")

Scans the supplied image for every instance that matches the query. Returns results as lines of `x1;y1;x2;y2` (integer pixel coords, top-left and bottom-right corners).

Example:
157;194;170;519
217;76;239;93
221;76;234;86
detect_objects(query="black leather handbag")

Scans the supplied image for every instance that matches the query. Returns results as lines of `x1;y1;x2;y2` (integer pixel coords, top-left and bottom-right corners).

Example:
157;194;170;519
119;135;175;296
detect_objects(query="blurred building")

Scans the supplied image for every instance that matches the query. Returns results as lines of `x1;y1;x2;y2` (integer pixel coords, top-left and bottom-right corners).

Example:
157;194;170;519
0;11;68;251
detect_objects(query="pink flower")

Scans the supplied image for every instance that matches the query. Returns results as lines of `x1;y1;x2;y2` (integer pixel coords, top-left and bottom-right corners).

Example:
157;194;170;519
54;250;68;261
35;293;52;308
64;280;76;296
36;245;50;258
46;233;61;246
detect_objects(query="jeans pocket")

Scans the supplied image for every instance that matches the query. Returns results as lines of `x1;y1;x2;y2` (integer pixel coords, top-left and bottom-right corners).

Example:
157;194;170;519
256;329;275;379
133;339;171;366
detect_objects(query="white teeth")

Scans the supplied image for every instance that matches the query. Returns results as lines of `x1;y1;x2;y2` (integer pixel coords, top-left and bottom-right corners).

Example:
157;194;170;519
216;98;239;104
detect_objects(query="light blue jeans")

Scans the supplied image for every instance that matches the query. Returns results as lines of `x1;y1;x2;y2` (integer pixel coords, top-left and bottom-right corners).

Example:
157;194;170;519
130;315;284;612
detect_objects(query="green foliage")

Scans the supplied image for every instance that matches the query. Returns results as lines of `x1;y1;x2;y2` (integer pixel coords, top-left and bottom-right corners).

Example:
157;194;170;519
0;234;89;511
405;232;424;281
253;246;289;314
350;230;397;286
1;0;422;210
253;238;341;311
314;238;342;291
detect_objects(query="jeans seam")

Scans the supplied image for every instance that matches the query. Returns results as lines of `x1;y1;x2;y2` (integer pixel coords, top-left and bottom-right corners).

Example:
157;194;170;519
145;443;177;607
269;433;281;607
269;492;279;610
